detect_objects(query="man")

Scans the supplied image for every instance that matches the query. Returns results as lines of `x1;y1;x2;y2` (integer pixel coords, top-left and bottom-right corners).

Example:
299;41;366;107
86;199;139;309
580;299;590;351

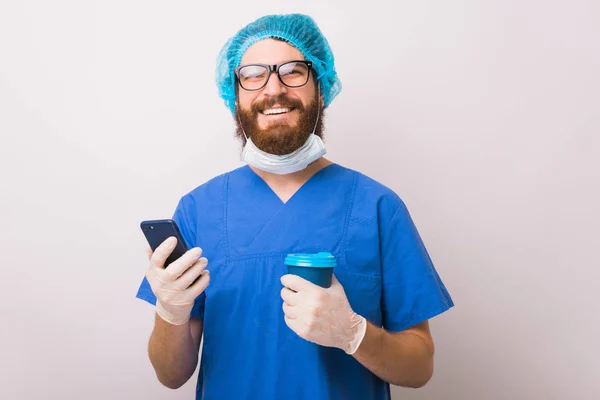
136;13;453;400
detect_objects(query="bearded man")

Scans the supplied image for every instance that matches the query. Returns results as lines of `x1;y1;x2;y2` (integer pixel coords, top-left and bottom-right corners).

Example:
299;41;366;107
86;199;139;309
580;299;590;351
136;13;454;400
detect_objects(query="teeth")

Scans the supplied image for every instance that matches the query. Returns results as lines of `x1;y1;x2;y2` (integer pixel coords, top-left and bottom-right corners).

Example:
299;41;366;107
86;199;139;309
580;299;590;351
263;108;290;115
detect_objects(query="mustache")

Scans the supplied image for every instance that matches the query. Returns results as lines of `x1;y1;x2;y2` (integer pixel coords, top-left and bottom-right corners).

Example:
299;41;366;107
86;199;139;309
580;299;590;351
251;95;304;114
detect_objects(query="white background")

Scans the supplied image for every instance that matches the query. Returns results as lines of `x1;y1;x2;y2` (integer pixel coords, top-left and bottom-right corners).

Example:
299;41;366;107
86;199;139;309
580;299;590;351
1;1;599;399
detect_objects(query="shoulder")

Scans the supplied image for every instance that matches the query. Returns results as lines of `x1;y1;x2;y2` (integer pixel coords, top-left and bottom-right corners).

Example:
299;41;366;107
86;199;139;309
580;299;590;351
335;164;406;216
173;166;247;217
171;167;245;238
180;166;246;203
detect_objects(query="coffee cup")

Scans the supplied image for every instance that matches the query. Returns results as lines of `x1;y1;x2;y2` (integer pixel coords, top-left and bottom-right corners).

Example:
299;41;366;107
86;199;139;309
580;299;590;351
284;252;336;288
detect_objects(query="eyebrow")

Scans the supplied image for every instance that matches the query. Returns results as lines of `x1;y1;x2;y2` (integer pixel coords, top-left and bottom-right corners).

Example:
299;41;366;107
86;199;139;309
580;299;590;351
239;58;307;66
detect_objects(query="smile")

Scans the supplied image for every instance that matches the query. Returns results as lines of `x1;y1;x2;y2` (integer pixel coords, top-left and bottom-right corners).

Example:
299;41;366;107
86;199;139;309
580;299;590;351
261;107;293;115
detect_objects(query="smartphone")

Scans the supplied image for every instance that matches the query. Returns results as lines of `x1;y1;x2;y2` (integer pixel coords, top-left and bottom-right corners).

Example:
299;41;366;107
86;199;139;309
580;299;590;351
141;219;189;267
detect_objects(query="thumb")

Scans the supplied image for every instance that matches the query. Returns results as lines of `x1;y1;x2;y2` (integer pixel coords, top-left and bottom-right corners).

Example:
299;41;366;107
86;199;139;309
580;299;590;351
329;273;342;289
329;274;349;297
145;246;153;261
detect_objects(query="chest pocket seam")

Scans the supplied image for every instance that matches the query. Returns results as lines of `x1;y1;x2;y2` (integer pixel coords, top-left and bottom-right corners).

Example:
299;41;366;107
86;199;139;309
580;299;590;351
334;268;383;325
337;170;359;259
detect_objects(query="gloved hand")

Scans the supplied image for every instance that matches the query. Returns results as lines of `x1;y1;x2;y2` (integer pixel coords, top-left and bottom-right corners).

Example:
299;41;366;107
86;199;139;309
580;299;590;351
280;273;367;355
145;237;210;325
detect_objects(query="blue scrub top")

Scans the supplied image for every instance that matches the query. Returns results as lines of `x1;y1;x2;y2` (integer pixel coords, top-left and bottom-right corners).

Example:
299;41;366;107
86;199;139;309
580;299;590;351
136;163;453;400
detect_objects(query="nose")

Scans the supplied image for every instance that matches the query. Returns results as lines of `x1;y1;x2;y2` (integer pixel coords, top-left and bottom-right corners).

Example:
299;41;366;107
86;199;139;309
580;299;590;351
262;71;288;97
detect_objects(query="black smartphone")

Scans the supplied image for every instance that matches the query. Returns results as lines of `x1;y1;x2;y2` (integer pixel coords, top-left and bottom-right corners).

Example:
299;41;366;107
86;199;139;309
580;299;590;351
141;219;189;267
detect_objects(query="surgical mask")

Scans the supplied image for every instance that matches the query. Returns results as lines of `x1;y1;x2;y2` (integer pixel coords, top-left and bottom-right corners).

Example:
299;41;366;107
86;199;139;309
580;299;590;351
239;86;325;175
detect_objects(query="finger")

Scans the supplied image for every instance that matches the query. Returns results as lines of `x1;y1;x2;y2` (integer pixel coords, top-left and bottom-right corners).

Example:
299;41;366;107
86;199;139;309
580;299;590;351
282;302;301;319
149;237;178;270
280;287;301;306
188;270;210;297
177;257;208;290
145;246;153;261
280;274;320;294
162;247;203;281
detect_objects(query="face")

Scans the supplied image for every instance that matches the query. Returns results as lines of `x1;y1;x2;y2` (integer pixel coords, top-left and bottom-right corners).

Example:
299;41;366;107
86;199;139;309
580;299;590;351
235;39;324;156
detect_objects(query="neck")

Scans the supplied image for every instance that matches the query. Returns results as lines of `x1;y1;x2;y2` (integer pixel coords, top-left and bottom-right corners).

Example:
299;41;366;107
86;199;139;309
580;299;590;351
250;157;333;184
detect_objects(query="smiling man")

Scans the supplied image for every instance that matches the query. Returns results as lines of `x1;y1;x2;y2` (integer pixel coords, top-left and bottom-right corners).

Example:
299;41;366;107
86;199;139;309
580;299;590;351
136;13;453;400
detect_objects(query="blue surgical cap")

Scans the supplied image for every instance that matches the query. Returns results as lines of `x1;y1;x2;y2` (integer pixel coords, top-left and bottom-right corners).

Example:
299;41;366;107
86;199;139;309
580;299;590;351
215;13;342;115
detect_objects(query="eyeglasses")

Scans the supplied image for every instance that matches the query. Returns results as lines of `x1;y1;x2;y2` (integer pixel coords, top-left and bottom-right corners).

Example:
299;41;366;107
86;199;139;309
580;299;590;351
234;60;313;91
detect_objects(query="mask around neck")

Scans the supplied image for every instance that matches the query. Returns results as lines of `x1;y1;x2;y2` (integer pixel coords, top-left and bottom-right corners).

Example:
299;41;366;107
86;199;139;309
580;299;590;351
241;133;326;175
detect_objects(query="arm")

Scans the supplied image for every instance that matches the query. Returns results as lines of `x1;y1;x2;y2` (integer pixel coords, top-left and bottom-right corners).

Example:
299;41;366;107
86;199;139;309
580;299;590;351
144;237;210;389
148;316;204;389
352;320;434;388
281;274;436;388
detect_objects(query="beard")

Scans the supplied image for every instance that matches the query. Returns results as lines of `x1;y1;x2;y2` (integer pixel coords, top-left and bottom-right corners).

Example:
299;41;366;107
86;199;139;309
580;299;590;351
234;91;324;156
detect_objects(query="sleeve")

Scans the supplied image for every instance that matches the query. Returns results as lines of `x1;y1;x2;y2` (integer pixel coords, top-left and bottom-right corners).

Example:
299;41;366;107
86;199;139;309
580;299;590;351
380;198;453;332
135;194;206;319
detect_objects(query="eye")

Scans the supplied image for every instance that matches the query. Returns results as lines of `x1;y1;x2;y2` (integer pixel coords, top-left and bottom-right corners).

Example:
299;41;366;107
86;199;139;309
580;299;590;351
239;65;267;80
279;62;305;76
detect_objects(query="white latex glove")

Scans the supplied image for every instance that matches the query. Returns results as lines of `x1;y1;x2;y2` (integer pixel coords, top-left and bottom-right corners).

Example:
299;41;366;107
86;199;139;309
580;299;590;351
145;237;210;325
280;273;367;355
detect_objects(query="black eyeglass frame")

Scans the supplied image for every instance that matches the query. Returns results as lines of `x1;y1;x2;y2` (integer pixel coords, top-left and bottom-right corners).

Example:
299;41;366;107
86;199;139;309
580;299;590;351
234;60;314;91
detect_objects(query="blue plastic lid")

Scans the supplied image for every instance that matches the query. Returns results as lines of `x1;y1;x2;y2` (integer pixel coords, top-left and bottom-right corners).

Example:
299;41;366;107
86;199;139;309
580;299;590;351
284;252;337;268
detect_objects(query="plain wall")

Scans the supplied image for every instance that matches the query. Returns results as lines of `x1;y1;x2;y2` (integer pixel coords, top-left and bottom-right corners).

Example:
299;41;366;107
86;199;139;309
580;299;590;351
1;1;598;399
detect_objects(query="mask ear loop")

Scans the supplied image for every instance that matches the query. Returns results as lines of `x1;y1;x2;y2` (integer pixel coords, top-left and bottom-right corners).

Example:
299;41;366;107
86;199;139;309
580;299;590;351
237;113;249;142
311;82;321;135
